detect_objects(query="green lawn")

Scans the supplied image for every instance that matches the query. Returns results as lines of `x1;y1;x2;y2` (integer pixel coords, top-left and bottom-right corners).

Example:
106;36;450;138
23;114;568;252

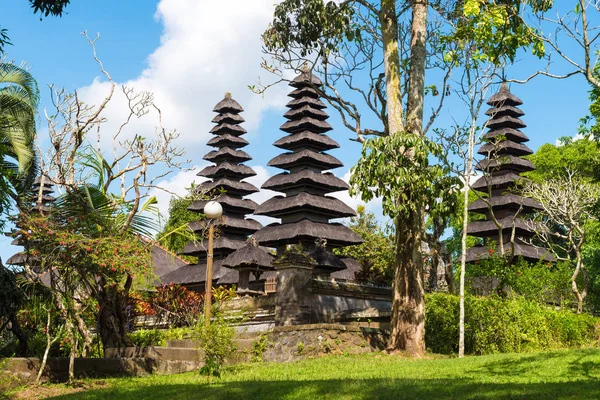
36;349;600;399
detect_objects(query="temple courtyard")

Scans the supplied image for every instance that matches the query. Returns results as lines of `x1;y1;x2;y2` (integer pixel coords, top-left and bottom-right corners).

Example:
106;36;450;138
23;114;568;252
4;348;599;399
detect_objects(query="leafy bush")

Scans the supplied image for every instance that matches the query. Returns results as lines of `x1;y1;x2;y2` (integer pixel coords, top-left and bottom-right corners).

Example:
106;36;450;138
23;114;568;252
426;293;600;355
128;327;194;348
128;329;166;347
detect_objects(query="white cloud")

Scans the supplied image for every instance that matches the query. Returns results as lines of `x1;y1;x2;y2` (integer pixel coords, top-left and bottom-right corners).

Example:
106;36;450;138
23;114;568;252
329;169;384;221
77;0;289;154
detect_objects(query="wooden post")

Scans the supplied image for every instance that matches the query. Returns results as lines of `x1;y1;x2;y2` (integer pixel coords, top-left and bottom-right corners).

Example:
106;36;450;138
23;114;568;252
204;223;214;327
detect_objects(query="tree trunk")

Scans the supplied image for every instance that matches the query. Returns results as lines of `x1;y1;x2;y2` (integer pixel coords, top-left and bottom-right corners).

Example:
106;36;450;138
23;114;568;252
97;285;133;352
388;214;426;356
380;0;404;136
459;116;477;358
406;0;428;136
572;250;587;314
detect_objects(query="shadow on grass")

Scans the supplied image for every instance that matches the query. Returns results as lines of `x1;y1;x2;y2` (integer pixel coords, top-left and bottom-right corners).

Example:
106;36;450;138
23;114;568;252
469;349;600;380
47;377;600;400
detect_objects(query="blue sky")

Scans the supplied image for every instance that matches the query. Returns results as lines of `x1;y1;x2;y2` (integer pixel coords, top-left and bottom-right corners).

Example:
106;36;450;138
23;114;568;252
0;1;594;263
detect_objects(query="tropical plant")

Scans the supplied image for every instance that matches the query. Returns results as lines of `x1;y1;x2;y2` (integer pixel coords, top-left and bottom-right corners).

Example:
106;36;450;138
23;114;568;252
0;62;39;223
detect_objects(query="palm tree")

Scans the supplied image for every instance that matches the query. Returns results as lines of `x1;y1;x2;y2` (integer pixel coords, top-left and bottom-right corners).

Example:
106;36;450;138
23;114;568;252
0;62;40;220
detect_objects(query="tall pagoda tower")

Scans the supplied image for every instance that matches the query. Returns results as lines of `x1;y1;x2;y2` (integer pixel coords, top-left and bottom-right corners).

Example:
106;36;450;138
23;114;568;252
167;94;262;288
7;175;57;267
466;84;550;262
253;69;363;273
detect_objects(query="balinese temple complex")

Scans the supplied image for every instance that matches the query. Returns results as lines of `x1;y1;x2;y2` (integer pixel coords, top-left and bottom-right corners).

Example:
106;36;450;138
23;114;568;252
160;94;264;291
466;84;552;263
253;70;364;273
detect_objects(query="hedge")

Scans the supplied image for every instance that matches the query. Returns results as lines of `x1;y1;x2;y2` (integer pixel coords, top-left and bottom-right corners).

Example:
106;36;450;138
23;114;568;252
426;293;600;355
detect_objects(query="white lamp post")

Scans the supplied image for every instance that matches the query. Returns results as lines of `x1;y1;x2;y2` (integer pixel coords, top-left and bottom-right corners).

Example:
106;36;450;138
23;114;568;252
203;201;223;327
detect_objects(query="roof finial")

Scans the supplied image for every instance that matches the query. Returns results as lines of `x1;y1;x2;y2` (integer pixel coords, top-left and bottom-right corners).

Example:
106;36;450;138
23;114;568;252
224;92;232;99
301;62;310;73
248;236;258;247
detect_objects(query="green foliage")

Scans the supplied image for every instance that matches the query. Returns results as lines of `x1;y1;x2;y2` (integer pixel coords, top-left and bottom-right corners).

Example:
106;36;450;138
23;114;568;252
196;311;237;378
446;0;552;65
251;333;270;363
426;293;599;355
128;327;194;348
350;134;457;221
526;139;600;183
296;341;305;355
263;0;356;58
128;329;167;348
20;349;600;399
195;287;238;377
0;62;39;224
158;192;200;262
334;206;394;284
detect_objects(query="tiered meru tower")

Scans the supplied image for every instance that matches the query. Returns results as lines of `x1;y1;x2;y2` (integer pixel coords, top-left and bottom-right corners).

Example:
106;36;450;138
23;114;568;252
253;70;363;273
182;94;262;278
7;176;56;267
466;84;550;262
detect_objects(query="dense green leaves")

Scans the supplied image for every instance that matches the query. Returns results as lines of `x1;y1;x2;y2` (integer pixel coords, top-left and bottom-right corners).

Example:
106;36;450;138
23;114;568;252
350;133;457;220
334;206;395;284
446;0;552;65
263;0;356;58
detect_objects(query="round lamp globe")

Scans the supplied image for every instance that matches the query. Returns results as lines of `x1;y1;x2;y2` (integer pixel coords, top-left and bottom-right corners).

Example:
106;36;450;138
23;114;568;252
204;201;223;219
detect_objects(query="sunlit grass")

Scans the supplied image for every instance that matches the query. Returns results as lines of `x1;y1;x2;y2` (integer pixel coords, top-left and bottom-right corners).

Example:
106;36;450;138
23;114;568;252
20;348;600;399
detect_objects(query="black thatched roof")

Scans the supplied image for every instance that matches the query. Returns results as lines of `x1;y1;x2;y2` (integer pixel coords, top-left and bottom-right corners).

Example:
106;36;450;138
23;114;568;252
286;97;327;110
209;123;247;136
483;127;529;143
280;116;333;134
262;170;349;193
466;216;537;237
274;131;340;151
485;104;525;117
283;105;329;120
253;219;364;248
198;162;257;179
6;252;29;266
471;172;528;191
466;85;549;264
197;178;259;196
267;149;343;171
466;242;555;263
330;258;361;281
486;84;523;106
309;246;346;272
211;112;245;124
222;243;275;270
189;217;262;235
486;115;527;130
203;148;252;163
182;237;246;256
151;244;189;279
207;134;249;149
290;70;323;87
255;193;356;218
475;155;535;173
288;86;320;99
213;94;244;113
160;260;229;285
189;195;258;215
468;193;542;213
477;141;533;157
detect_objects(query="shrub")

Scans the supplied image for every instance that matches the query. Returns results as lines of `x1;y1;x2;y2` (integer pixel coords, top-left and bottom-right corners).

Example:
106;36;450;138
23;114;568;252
426;293;600;355
251;334;269;362
195;310;237;378
128;329;166;347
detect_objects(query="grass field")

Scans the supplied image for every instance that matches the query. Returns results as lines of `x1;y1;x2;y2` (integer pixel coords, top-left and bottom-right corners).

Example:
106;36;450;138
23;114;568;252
9;348;600;399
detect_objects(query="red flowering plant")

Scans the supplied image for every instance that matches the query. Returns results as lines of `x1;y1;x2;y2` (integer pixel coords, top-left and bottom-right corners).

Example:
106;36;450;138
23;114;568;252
151;283;203;327
15;212;153;350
